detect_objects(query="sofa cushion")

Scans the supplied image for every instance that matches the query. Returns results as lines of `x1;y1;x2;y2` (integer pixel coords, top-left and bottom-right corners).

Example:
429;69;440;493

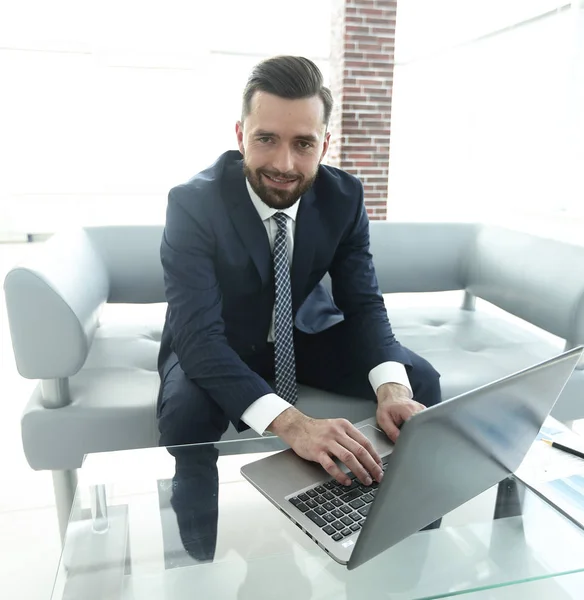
21;302;583;471
390;305;582;421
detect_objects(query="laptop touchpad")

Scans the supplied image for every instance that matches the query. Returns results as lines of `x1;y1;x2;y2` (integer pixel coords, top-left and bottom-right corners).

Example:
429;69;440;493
358;424;394;457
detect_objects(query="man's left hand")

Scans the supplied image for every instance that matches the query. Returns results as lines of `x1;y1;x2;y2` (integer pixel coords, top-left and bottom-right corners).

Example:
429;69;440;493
376;382;426;442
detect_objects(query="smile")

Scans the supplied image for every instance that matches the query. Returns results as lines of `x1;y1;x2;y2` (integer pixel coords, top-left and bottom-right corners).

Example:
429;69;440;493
263;173;298;185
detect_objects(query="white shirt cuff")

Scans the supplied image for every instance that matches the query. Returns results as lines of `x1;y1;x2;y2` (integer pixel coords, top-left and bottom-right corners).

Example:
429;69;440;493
368;361;413;398
240;394;292;436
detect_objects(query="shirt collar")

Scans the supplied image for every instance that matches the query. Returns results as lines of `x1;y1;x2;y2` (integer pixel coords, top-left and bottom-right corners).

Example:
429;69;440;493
245;179;300;223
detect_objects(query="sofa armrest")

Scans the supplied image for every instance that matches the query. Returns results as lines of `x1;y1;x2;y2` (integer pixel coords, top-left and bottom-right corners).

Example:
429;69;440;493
467;226;584;345
3;229;110;379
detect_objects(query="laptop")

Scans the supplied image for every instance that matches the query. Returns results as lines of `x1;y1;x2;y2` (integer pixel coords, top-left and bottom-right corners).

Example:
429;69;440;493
240;347;583;569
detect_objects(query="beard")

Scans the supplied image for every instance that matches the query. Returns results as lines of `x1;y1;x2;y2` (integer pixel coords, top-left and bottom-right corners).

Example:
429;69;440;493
243;161;318;210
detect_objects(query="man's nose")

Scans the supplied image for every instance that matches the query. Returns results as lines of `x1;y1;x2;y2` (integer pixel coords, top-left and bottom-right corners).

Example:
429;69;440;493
271;146;294;174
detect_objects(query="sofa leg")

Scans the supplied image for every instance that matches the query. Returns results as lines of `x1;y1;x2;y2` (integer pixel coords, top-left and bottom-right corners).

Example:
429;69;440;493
90;484;109;533
461;291;476;311
52;469;78;544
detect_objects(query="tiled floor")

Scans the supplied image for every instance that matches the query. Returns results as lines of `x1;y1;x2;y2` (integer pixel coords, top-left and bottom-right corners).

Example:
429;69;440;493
2;240;584;599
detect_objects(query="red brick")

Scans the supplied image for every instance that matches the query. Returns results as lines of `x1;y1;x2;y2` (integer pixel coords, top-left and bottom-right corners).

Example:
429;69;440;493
360;177;388;183
351;34;381;43
355;167;388;175
357;112;385;119
343;136;372;144
356;42;384;52
345;103;386;112
366;8;396;17
370;25;396;35
357;8;385;18
345;25;369;34
346;145;375;152
362;85;390;95
361;119;388;128
357;78;385;84
343;94;368;103
346;69;381;77
366;17;396;27
365;61;393;70
357;53;392;62
344;61;371;69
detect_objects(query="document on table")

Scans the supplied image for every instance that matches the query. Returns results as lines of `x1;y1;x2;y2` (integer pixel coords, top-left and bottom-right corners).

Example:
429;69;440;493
516;416;584;529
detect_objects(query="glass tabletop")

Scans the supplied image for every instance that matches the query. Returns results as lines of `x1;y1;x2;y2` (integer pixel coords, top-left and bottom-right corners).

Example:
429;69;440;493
50;436;584;600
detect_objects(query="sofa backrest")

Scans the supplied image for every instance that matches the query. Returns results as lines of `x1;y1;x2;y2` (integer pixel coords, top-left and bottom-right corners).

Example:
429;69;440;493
85;226;166;304
369;221;478;293
466;226;584;344
86;221;479;303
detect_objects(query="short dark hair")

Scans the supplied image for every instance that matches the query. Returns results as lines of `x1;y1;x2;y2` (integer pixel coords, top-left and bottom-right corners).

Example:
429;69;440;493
241;55;333;127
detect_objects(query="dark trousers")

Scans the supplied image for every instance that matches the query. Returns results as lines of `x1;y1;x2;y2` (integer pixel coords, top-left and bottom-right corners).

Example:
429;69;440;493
158;321;441;447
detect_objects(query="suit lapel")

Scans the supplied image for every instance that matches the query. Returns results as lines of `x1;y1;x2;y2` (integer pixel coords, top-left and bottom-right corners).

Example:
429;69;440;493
291;187;318;312
223;158;272;286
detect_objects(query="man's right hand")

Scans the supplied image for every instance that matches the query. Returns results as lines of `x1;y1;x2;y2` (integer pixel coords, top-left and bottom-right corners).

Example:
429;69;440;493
268;407;384;487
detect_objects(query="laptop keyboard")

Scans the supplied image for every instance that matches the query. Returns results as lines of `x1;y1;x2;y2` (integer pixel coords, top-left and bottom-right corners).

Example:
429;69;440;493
288;461;387;542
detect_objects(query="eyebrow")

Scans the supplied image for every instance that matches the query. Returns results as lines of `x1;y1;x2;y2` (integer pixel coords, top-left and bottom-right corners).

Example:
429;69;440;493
295;134;319;143
254;131;319;143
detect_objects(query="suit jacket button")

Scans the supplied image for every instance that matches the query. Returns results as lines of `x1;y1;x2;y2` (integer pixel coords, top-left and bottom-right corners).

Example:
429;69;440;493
251;345;257;352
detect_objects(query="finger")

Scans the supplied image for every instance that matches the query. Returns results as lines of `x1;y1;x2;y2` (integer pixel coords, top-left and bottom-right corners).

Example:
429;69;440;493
319;452;351;486
341;435;383;484
378;411;401;443
343;428;384;482
329;441;373;486
344;424;383;467
393;404;419;426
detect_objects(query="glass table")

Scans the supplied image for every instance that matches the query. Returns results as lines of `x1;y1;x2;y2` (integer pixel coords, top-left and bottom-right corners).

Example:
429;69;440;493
50;437;584;600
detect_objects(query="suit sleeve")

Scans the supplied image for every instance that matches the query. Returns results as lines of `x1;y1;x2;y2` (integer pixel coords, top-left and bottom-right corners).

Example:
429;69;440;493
161;187;273;430
328;181;411;372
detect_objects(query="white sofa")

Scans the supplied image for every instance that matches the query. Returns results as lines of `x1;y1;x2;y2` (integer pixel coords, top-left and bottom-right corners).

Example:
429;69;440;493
4;221;584;537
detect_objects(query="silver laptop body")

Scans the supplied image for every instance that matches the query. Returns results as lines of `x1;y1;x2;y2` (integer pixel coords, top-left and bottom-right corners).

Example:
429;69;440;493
240;348;583;569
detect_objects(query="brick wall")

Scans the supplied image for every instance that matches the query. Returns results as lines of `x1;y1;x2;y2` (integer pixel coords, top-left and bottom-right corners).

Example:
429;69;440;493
327;0;397;220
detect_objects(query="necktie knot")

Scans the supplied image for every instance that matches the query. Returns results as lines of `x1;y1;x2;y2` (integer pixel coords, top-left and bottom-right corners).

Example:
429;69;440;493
273;212;288;232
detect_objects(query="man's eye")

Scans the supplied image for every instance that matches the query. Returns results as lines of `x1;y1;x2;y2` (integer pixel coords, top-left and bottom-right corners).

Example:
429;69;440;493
258;137;272;143
297;141;311;149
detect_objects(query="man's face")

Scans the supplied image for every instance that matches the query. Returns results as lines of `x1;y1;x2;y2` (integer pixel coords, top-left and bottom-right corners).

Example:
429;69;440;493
236;91;330;209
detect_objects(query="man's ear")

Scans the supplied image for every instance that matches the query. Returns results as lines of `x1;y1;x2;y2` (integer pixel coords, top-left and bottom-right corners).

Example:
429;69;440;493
320;131;331;161
235;121;245;155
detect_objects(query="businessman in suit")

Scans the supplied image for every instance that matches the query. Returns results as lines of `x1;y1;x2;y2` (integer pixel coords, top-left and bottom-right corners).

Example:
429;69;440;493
158;56;441;487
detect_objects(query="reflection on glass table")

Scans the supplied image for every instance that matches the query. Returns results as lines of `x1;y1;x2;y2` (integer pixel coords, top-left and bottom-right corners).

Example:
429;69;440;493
50;437;584;600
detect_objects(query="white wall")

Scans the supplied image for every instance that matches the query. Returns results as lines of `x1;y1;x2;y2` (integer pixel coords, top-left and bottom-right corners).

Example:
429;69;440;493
0;0;331;236
388;6;584;222
2;1;582;235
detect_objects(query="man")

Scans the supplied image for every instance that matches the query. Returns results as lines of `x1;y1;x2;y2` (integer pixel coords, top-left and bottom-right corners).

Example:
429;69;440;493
158;56;441;488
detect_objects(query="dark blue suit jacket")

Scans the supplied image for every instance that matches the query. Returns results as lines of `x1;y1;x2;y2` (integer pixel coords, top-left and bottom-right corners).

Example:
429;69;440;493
159;150;409;428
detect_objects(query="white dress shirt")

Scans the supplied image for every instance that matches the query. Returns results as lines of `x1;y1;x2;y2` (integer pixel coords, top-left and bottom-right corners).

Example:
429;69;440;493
240;180;412;435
